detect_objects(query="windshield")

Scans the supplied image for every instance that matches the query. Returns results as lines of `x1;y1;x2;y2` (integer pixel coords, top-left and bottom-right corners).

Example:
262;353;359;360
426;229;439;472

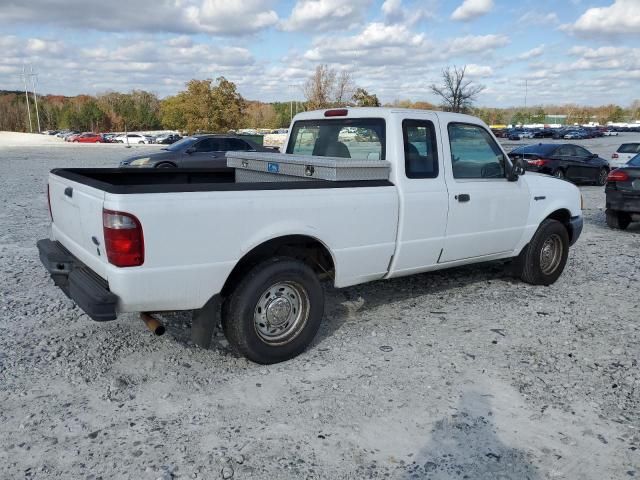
617;143;640;154
628;153;640;166
286;118;386;160
165;136;198;151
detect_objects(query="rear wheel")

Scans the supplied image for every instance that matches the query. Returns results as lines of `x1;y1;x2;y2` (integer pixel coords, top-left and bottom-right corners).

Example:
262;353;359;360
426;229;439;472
606;209;631;230
516;219;569;286
553;169;565;180
596;167;608;186
222;257;324;364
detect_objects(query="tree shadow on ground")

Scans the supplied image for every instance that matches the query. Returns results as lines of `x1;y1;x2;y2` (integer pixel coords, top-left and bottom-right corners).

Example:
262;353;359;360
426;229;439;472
401;391;539;480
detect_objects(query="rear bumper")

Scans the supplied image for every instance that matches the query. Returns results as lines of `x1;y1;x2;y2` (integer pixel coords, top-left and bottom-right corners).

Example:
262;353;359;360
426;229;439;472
569;216;583;246
606;191;640;213
37;239;118;321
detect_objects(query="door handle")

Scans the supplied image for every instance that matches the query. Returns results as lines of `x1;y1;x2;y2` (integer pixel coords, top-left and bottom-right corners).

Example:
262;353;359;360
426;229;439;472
64;187;73;198
455;194;470;202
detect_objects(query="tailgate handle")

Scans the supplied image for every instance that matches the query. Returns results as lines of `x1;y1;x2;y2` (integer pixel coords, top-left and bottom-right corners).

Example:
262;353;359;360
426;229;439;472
64;187;73;198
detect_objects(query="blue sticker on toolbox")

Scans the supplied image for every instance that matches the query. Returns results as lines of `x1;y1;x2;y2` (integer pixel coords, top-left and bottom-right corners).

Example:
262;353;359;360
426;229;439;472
267;162;279;173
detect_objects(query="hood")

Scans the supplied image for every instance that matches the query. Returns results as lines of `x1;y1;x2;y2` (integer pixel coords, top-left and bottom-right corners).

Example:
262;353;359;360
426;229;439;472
120;150;178;165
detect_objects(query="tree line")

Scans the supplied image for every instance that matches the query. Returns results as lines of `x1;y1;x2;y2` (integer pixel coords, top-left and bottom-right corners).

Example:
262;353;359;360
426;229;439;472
1;65;639;133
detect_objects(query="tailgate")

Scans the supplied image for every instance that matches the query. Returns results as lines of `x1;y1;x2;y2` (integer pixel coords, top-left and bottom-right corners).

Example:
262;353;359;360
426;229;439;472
49;173;108;278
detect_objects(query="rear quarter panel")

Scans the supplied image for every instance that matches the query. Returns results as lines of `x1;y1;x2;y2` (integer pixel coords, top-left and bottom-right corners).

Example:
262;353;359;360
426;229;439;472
103;185;399;312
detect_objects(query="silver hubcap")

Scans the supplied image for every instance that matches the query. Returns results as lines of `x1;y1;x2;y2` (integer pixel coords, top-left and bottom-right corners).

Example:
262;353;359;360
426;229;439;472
254;281;309;345
540;234;563;275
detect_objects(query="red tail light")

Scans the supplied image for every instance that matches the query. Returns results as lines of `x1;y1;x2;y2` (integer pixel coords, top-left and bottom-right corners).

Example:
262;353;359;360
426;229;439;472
324;109;348;117
103;209;144;267
527;158;548;167
611;153;619;159
47;184;53;221
607;170;629;182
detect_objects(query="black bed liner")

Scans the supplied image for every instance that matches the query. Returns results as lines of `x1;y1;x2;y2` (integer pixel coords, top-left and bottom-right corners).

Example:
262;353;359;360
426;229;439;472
51;168;393;194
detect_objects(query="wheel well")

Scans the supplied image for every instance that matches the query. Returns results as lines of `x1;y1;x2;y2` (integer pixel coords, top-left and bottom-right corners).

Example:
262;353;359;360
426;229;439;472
155;161;176;167
545;209;572;239
220;235;335;297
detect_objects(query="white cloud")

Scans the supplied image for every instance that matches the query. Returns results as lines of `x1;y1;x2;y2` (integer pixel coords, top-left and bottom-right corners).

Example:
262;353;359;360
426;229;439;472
566;0;640;36
464;64;493;77
451;0;494;21
446;34;509;55
0;0;278;35
518;11;559;26
517;45;545;60
281;0;371;32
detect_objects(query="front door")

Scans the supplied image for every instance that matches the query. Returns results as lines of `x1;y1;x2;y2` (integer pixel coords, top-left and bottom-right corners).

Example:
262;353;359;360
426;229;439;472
440;122;530;263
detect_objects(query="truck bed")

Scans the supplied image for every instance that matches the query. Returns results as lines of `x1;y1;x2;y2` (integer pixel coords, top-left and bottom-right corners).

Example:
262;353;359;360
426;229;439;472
51;168;393;194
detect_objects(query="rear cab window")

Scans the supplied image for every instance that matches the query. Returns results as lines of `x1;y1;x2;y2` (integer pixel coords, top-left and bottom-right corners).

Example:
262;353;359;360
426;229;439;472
286;118;385;160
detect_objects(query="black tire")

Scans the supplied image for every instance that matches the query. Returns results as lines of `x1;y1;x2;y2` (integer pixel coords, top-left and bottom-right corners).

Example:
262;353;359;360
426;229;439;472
606;209;631;230
553;169;565;180
516;219;569;286
155;162;176;168
596;167;608;186
221;257;324;364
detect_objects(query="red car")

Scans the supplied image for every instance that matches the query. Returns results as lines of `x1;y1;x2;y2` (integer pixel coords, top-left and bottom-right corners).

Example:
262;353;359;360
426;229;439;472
73;133;104;143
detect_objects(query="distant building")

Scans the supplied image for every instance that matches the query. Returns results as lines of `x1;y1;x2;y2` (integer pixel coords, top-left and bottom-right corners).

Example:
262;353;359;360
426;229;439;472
544;114;567;125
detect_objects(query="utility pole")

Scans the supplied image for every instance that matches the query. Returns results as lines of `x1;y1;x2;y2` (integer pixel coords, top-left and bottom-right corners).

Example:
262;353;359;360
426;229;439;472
29;65;41;133
21;65;33;132
524;79;528;125
288;84;299;123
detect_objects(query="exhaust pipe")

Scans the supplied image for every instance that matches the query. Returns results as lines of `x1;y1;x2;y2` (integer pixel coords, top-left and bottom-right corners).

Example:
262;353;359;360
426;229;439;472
140;313;165;336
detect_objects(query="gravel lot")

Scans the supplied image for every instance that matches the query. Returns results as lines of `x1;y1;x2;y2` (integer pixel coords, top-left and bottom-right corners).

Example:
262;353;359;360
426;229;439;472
0;138;639;480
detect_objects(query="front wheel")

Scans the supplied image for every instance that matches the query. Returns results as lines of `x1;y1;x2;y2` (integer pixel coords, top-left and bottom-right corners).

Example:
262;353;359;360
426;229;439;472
596;167;608;186
516;219;569;286
222;257;324;364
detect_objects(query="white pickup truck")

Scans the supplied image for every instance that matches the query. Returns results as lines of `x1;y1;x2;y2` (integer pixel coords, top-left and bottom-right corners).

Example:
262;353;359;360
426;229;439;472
38;108;583;364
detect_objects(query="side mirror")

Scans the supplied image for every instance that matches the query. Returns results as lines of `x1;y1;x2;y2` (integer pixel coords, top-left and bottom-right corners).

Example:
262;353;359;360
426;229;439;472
185;147;196;154
591;153;598;158
508;157;526;181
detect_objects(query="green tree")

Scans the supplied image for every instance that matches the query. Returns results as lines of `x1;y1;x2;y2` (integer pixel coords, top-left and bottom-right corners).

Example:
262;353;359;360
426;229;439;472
352;88;380;107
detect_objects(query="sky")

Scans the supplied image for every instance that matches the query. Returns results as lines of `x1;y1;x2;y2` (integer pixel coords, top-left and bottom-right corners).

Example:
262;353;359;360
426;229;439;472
1;0;639;107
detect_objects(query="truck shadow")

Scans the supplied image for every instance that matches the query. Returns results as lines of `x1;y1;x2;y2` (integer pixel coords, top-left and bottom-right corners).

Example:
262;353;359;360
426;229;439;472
400;390;539;479
315;261;514;345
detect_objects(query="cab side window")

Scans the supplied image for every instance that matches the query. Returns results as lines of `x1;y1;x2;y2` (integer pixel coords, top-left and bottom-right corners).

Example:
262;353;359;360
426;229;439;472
195;138;220;152
448;123;506;179
403;119;439;178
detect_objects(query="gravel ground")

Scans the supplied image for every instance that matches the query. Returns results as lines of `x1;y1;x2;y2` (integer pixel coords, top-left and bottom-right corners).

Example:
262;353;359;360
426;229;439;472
0;141;639;480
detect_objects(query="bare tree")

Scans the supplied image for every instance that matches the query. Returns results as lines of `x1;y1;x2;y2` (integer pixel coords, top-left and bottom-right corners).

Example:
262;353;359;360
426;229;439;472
303;65;356;109
304;65;336;110
429;66;485;113
334;71;355;106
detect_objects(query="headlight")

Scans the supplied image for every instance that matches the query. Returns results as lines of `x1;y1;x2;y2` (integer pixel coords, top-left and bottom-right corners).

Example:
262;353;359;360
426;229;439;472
129;157;151;166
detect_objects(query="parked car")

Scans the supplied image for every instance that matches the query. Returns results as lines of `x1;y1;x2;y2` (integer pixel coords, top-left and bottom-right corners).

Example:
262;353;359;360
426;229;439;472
603;130;619;136
119;134;270;168
563;130;587;140
65;132;84;142
73;133;104;143
38;108;583;364
509;143;610;185
532;129;554;138
605;154;640;230
155;133;182;145
112;133;150;144
611;143;640;169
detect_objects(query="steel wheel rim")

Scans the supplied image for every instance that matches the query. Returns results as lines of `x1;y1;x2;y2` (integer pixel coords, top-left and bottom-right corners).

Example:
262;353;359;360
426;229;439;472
554;170;564;179
253;281;310;345
540;234;563;275
598;169;607;184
